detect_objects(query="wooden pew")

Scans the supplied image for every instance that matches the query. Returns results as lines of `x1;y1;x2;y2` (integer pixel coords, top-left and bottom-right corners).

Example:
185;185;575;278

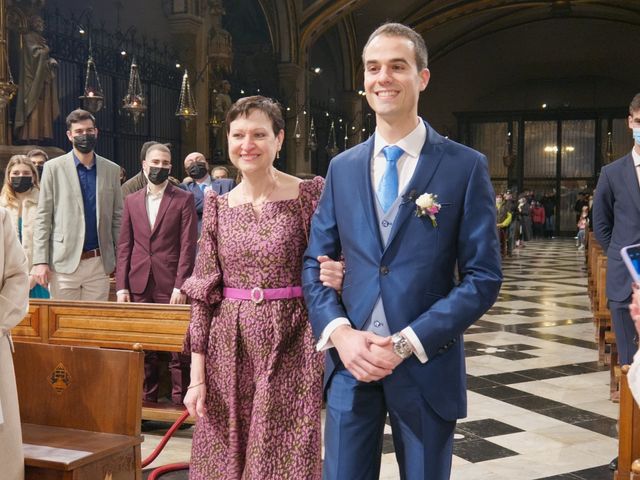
12;299;191;423
616;365;640;480
13;342;143;480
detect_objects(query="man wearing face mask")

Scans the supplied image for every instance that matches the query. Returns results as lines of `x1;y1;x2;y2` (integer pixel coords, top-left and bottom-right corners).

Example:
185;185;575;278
180;152;234;233
26;149;49;180
116;143;197;405
121;141;181;198
593;92;640;472
32;109;123;300
594;92;640;368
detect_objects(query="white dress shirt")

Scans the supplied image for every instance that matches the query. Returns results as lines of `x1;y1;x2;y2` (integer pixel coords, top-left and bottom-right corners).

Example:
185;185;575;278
316;120;429;363
146;182;168;229
633;148;640;187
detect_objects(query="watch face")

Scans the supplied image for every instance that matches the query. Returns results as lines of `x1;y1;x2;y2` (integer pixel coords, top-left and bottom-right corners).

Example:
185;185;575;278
393;336;412;358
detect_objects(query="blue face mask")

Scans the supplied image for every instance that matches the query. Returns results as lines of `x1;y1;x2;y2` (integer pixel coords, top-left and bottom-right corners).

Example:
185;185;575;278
634;128;640;145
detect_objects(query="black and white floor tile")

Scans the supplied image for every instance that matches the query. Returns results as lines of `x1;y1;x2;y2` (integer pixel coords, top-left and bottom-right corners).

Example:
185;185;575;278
142;239;617;480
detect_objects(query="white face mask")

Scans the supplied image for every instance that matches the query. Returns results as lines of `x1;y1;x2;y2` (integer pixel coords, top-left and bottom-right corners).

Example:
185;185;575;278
634;127;640;145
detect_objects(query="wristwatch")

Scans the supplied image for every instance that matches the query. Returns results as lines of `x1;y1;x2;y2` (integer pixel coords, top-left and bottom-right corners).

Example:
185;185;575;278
391;333;413;359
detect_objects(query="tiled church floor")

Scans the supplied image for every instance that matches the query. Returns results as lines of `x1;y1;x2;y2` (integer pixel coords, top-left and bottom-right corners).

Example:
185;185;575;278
142;239;617;479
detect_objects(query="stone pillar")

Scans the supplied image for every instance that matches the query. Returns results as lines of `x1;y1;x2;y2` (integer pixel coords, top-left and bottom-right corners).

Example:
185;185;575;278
278;62;308;175
167;10;204;166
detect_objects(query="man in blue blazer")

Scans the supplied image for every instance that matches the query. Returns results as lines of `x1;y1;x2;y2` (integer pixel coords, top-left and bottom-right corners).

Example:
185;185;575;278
180;152;235;233
594;93;640;367
303;23;502;480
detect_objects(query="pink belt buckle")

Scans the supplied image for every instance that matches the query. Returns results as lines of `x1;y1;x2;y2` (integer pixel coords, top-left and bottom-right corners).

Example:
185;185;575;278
250;287;265;304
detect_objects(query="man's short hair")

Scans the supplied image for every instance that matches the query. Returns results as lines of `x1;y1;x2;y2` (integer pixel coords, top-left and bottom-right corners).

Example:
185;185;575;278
66;109;96;130
362;22;429;72
630;93;640;115
212;166;229;176
26;148;48;161
145;143;171;159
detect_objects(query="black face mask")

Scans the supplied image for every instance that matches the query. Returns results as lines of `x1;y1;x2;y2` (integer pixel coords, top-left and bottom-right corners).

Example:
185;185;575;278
36;165;44;179
11;176;33;193
147;166;170;185
187;162;208;180
73;134;97;154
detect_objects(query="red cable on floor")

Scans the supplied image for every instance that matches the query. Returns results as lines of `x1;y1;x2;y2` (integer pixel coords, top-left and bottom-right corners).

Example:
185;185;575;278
142;409;191;477
148;463;190;480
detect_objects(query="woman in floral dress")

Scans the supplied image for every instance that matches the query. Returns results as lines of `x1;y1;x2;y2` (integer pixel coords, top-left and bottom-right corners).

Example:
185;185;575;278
182;96;342;479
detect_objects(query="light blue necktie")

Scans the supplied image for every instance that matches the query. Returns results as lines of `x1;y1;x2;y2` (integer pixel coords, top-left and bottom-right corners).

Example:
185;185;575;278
199;183;207;192
377;145;404;212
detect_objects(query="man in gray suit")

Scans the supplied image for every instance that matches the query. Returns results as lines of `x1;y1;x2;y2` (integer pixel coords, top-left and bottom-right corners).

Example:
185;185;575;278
32;109;123;300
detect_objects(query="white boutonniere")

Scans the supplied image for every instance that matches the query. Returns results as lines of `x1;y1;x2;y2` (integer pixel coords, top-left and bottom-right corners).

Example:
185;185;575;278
415;193;441;227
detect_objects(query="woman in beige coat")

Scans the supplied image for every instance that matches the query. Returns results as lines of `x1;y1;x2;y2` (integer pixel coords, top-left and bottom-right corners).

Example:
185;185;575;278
0;206;29;480
0;155;48;298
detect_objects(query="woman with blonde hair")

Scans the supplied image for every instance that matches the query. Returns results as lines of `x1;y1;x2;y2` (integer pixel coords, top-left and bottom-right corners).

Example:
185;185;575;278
0;155;49;298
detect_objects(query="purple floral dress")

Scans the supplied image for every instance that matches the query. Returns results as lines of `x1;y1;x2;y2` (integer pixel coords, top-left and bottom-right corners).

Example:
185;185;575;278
182;177;324;480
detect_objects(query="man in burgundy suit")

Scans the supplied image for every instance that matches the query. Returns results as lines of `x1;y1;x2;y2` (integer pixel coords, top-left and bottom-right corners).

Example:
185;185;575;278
116;143;198;405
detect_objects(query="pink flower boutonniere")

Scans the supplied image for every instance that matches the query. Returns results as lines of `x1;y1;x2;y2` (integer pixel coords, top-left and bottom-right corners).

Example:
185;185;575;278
415;193;441;227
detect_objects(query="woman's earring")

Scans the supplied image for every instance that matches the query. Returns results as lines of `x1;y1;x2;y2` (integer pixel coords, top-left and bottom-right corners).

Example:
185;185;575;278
276;150;280;159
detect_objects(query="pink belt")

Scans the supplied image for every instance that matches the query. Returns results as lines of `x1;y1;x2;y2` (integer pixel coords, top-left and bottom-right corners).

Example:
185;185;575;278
222;286;303;304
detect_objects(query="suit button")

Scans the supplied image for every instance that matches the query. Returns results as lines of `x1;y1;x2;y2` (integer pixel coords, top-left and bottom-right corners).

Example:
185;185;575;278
150;252;153;256
380;266;389;275
374;321;382;328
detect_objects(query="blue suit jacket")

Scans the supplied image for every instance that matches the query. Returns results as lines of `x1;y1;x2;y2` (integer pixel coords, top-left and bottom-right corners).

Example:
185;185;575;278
593;153;640;302
181;177;235;222
302;122;502;421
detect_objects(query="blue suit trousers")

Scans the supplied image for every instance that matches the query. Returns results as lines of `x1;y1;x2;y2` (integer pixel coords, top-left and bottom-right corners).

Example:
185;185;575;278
323;366;456;480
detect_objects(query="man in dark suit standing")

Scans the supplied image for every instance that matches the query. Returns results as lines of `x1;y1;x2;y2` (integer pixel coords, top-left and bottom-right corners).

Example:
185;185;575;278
116;143;198;405
594;92;640;368
181;152;234;233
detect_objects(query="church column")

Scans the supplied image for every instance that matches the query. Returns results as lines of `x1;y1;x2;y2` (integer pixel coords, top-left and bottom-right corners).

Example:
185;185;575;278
0;0;17;145
167;5;204;163
278;62;308;175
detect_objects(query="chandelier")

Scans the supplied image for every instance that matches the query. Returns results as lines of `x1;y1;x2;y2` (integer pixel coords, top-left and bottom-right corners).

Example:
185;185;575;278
78;54;104;113
175;70;197;124
121;57;146;124
308;117;317;152
0;33;16;106
326;121;339;158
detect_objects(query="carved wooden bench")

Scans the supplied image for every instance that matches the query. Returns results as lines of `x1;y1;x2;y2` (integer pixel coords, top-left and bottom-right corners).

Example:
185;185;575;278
12;299;191;423
14;342;144;480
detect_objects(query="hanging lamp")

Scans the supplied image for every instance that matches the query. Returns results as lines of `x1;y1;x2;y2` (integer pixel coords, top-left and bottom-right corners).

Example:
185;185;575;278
175;70;197;124
121;57;146;123
78;37;104;113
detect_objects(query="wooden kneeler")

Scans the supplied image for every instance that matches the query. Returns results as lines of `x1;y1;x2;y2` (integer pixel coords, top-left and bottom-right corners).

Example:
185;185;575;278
13;342;144;480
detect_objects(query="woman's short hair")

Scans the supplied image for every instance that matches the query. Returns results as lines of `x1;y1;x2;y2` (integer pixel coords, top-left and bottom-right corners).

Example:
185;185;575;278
225;96;285;136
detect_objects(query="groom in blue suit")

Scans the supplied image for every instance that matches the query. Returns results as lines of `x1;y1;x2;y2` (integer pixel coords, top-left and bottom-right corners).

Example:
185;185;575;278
303;23;502;479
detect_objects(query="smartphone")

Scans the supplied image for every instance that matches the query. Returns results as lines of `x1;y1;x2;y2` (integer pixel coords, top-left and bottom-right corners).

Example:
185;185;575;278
621;244;640;283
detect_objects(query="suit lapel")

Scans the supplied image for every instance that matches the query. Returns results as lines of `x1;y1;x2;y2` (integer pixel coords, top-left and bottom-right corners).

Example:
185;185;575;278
62;154;84;212
135;188;152;235
151;183;174;236
385;123;445;251
95;155;104;223
355;136;383;252
621;154;640;214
